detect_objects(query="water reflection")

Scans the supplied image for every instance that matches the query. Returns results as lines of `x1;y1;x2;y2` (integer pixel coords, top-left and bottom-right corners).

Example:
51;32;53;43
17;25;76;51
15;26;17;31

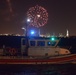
0;64;76;75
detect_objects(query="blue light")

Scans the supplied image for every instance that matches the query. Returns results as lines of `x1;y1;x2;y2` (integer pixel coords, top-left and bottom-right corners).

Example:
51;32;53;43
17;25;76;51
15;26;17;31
48;42;51;44
31;30;35;35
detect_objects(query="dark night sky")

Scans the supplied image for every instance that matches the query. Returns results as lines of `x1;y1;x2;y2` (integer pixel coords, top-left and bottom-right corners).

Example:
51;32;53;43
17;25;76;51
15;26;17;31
0;0;76;36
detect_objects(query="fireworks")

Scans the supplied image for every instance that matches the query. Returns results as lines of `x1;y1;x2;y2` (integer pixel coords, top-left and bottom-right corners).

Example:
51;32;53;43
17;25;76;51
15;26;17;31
27;5;48;28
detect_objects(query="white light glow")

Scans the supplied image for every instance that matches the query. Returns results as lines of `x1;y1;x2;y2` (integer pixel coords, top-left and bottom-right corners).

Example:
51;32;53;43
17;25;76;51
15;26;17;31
27;18;30;22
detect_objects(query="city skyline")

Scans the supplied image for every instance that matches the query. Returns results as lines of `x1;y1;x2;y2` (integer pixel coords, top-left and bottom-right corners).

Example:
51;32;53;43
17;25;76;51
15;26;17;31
0;0;76;36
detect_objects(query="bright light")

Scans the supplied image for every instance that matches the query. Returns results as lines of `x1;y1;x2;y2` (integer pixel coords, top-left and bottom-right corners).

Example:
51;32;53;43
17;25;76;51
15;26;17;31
27;18;30;22
51;38;55;41
31;30;35;35
51;37;55;41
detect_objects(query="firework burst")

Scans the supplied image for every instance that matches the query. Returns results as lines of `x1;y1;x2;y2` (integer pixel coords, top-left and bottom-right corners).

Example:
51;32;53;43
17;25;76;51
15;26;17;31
27;5;48;28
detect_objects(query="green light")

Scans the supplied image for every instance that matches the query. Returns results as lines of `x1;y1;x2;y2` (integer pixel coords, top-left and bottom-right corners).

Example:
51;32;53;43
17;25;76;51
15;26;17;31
51;37;55;41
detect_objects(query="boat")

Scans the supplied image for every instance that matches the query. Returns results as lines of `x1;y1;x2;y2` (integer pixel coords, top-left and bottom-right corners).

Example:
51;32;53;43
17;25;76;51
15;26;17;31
21;37;71;57
0;36;76;64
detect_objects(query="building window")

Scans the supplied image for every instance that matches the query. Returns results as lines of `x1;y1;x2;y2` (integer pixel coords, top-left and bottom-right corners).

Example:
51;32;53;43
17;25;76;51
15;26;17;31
37;41;45;46
22;39;25;45
47;41;56;46
30;41;35;46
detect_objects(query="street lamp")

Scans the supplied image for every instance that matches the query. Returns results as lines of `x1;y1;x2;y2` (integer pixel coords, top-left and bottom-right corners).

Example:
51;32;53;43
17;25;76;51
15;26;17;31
27;18;30;22
22;18;30;36
26;18;31;37
26;18;31;55
22;18;31;56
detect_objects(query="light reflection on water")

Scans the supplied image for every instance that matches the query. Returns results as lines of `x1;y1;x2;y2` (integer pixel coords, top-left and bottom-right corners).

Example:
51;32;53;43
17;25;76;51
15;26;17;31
0;64;76;75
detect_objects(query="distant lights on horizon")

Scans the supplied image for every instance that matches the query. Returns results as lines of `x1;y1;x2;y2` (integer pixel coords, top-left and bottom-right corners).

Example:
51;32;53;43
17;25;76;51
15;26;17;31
0;29;70;37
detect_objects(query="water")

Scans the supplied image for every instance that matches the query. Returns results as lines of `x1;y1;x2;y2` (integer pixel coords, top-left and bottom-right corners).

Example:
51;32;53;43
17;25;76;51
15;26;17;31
0;64;76;75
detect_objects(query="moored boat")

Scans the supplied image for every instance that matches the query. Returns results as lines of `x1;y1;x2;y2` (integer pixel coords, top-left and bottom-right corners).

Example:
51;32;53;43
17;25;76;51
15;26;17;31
0;36;76;64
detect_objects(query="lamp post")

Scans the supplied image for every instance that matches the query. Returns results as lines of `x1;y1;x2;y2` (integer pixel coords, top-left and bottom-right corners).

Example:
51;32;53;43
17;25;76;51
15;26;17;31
21;18;31;56
26;18;30;37
22;18;30;36
25;18;30;56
